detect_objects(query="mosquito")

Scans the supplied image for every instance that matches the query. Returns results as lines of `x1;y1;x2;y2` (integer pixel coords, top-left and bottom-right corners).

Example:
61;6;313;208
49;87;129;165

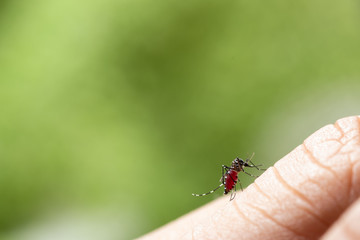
192;153;266;200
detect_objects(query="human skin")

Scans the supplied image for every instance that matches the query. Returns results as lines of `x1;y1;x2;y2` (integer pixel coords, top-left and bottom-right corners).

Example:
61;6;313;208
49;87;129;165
138;116;360;240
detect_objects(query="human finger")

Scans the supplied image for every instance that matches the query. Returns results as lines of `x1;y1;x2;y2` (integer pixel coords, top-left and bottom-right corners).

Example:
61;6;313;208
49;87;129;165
138;116;360;240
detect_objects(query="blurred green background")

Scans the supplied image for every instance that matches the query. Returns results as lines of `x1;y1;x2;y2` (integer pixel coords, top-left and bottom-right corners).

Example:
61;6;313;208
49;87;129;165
0;0;359;239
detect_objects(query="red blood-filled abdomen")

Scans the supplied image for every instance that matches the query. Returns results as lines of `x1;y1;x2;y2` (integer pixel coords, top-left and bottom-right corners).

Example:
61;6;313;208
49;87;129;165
224;170;238;194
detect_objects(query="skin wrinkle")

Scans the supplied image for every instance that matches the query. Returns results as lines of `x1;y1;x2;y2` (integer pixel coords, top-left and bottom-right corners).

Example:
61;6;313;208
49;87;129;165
319;137;345;146
302;143;338;177
357;116;360;145
337;117;360;146
323;138;343;142
311;124;345;162
334;121;345;140
263;161;343;218
354;117;360;199
232;199;260;229
336;117;360;204
253;182;272;201
251;179;324;231
252;179;328;228
330;140;358;161
345;154;353;204
318;138;344;160
306;177;345;211
325;142;343;160
244;202;308;239
337;131;360;148
341;135;360;147
346;116;360;203
272;167;330;227
254;173;329;228
302;120;356;215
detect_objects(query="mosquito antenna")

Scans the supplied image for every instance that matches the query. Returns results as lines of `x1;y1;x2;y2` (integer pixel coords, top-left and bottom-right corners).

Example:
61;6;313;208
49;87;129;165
249;152;255;161
192;183;224;197
246;153;267;171
238;180;243;191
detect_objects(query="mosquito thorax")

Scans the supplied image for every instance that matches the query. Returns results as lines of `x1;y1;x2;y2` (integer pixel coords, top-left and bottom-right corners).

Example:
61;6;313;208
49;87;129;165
232;158;245;172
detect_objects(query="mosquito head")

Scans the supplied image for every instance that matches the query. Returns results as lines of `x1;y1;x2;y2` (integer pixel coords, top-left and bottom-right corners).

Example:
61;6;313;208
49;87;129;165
232;158;247;171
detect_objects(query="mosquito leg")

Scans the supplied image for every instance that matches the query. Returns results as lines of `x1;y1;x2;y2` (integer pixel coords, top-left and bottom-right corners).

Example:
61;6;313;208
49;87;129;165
230;189;236;201
248;160;267;171
231;185;237;201
221;165;231;184
245;152;255;163
238;180;243;191
192;183;224;197
243;170;259;178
